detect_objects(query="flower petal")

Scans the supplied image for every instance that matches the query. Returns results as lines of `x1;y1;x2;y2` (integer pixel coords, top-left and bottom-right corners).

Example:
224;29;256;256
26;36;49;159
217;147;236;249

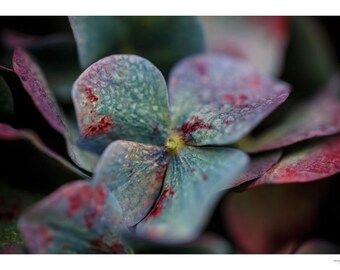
224;181;328;253
169;54;290;145
249;135;340;187
231;151;282;188
2;30;79;104
19;181;131;254
13;47;66;135
69;16;204;75
11;47;98;172
72;54;170;154
240;75;340;153
93;140;169;227
137;146;249;243
0;75;14;119
202;16;289;75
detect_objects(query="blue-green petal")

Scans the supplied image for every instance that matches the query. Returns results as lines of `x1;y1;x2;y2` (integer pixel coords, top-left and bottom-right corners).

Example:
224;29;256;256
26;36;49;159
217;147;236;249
93;140;169;227
136;146;249;243
72;54;170;154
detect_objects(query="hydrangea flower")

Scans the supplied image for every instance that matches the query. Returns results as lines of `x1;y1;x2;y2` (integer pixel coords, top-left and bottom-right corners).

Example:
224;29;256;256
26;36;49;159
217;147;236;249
15;48;290;252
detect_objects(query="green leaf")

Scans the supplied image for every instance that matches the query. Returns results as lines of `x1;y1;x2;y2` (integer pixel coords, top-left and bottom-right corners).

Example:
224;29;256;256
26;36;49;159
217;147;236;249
69;16;205;76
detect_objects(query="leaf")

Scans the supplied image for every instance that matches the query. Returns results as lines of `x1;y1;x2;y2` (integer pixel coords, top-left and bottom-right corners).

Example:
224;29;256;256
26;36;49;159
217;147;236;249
202;16;289;75
2;30;79;104
240;75;340;153
224;181;328;253
0;75;14;119
168;54;290;145
137;146;249;243
93;140;169;227
72;54;170;154
231;151;282;188
13;47;66;135
69;16;204;76
19;181;132;254
248;135;340;187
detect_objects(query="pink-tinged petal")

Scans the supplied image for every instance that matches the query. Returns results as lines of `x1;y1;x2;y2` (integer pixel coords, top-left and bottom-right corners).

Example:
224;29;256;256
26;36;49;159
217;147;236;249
137;146;249;243
241;75;340;153
12;47;66;135
231;151;282;188
223;181;328;253
11;48;98;172
93;140;169;227
19;181;132;254
249;135;340;188
0;123;87;180
295;239;340;254
202;17;289;76
72;54;170;154
169;54;290;145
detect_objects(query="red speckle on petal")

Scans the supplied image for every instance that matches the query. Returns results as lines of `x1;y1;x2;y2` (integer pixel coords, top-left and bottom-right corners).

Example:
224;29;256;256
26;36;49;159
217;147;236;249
147;188;175;219
179;115;211;140
155;169;165;183
191;61;207;76
191;168;196;173
37;226;52;250
90;236;105;251
202;173;208;181
248;75;261;88
223;94;235;103
239;94;248;101
63;243;69;250
82;87;99;103
65;183;107;229
81;115;116;137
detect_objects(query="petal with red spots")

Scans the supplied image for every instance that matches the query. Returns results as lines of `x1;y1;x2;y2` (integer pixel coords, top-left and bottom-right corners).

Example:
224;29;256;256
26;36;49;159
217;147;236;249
231;151;282;188
137;145;249;243
240;75;340;153
13;48;66;135
168;54;290;145
249;135;340;187
19;181;131;254
72;55;170;154
93;140;169;227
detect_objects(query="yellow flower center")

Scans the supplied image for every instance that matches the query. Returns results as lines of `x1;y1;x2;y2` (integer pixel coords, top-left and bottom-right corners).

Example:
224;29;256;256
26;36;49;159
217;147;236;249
165;133;185;154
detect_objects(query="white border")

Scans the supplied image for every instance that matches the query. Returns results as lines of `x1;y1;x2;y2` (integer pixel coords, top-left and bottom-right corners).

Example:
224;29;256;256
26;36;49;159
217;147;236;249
3;255;340;270
1;0;340;15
